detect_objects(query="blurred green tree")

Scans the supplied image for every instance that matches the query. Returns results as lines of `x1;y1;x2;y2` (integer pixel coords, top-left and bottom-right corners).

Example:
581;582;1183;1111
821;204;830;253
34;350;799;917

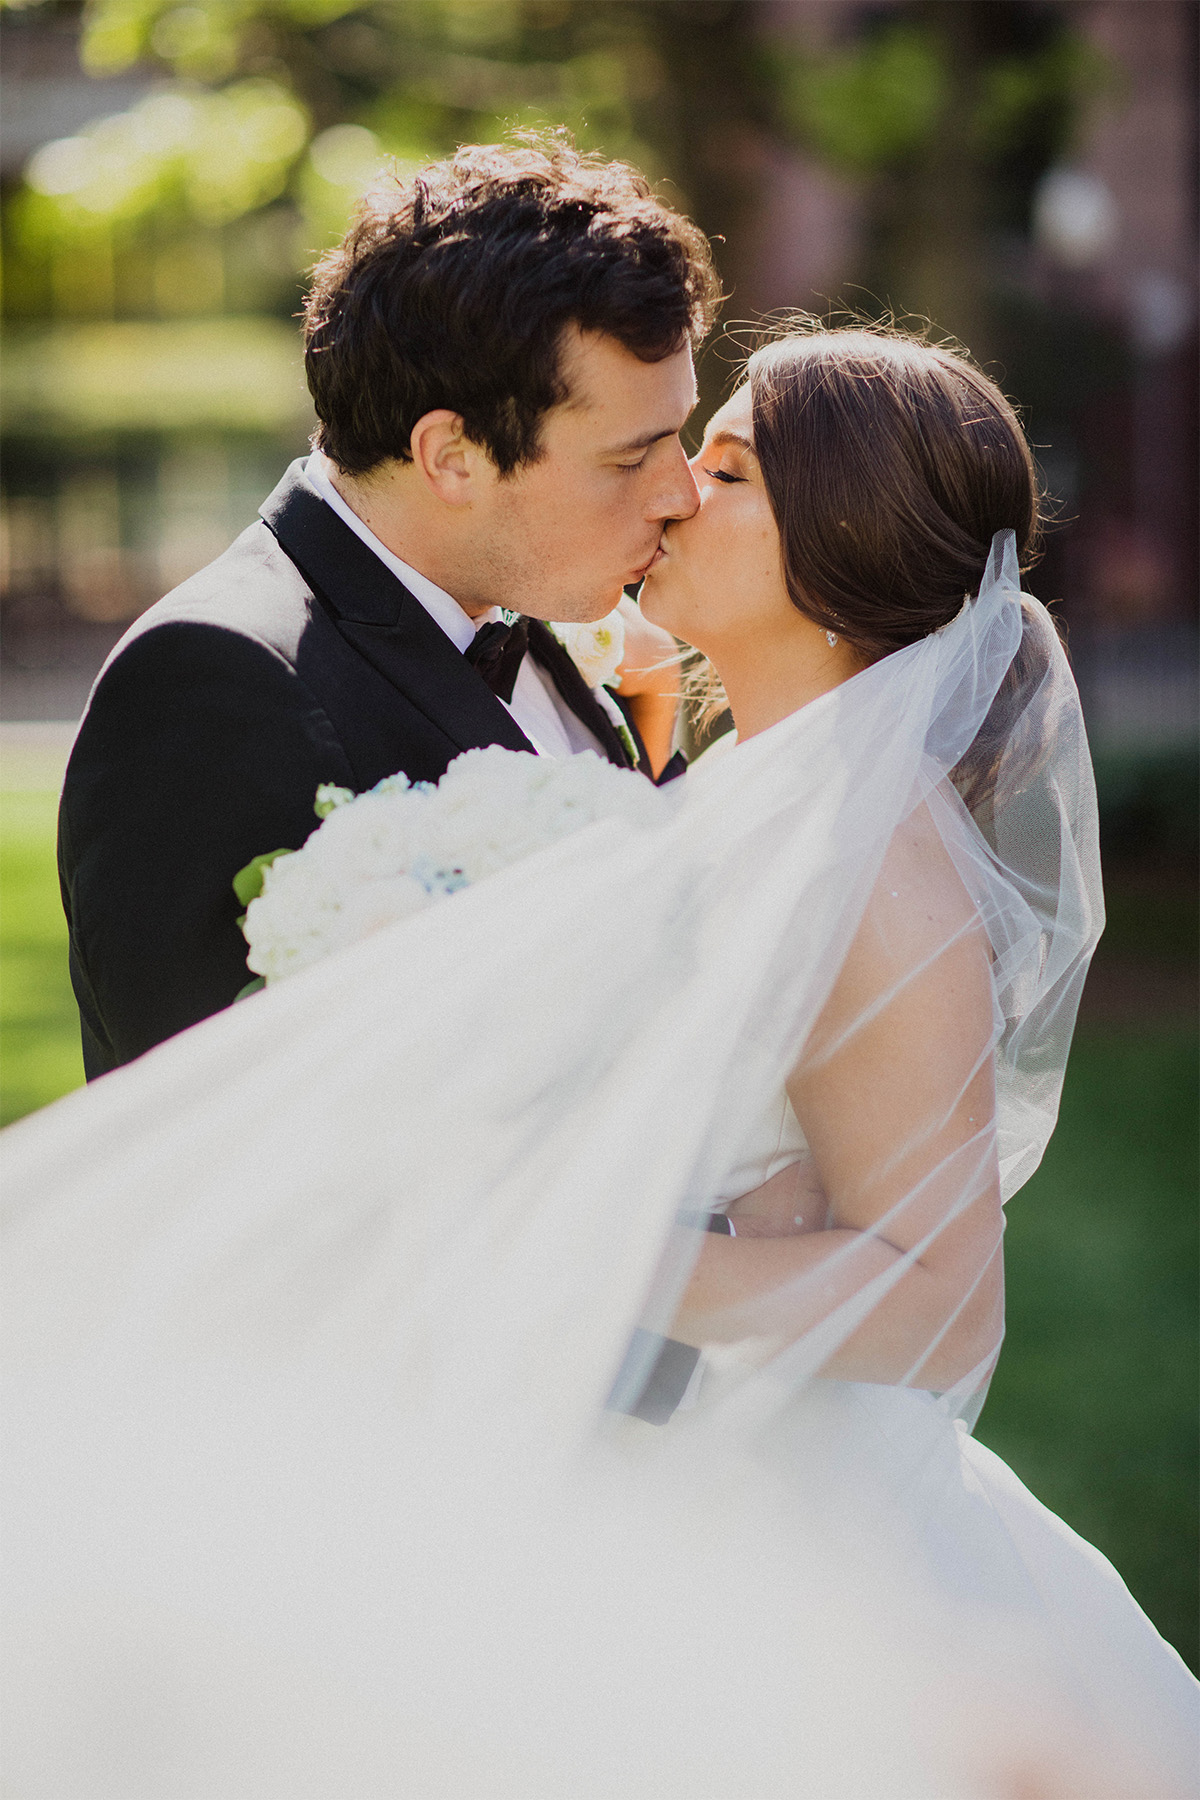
760;0;1113;358
3;0;774;421
4;0;1110;372
0;0;1123;634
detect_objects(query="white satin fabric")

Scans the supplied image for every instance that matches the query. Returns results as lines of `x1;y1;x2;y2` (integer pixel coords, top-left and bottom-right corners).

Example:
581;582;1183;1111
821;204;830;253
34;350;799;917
3;533;1197;1796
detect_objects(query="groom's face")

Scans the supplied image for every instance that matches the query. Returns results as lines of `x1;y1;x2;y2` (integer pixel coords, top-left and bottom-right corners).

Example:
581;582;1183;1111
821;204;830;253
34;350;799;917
468;327;700;623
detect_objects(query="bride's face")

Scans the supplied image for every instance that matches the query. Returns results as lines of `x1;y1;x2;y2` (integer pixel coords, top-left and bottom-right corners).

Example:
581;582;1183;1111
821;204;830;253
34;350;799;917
638;384;793;657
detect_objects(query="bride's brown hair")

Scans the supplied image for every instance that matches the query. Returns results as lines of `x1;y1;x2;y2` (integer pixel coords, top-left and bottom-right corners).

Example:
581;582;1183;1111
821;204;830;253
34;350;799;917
690;322;1053;821
747;323;1042;661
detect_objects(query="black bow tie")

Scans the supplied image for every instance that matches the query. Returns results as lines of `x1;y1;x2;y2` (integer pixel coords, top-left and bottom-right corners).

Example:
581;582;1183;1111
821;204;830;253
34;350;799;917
465;616;529;703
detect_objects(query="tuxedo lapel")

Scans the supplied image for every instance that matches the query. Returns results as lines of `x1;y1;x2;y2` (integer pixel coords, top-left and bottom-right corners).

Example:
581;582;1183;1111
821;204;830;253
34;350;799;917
524;620;640;770
261;462;533;757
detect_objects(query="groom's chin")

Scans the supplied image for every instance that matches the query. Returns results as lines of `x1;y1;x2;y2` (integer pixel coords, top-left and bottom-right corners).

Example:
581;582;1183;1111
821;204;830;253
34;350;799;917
531;592;626;625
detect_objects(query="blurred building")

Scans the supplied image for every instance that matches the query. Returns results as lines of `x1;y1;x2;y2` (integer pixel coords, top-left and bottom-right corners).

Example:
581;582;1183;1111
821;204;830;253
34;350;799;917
1027;0;1196;757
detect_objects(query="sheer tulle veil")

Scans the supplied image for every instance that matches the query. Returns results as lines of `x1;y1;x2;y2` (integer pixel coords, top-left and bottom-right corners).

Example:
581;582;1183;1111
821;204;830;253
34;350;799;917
3;529;1100;1420
2;529;1125;1796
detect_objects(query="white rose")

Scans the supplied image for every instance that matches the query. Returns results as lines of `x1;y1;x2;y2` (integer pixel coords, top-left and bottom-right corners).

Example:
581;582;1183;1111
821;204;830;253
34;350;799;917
244;853;434;983
548;609;626;689
323;874;434;948
239;743;668;987
243;854;350;982
305;786;428;882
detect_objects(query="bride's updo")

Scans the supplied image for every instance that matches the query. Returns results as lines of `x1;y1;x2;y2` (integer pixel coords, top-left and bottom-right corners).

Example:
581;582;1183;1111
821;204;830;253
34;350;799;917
748;325;1042;661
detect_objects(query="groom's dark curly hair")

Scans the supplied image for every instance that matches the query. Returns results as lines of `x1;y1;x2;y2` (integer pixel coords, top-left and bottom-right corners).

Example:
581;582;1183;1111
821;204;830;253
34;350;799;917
303;130;721;477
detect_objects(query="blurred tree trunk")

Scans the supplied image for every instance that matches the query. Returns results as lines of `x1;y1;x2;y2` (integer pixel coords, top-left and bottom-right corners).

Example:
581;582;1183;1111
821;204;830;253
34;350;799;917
872;0;994;362
637;0;770;421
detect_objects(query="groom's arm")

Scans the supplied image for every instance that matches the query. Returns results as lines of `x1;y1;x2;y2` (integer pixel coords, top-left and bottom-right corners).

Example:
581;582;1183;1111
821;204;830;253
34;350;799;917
59;621;356;1077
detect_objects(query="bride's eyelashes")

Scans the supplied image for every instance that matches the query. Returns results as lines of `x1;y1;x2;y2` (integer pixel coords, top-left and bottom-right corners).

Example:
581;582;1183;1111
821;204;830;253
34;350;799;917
702;466;745;484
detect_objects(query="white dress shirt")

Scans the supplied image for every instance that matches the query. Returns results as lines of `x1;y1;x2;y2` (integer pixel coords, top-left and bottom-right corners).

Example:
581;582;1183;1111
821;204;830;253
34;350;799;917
304;453;604;759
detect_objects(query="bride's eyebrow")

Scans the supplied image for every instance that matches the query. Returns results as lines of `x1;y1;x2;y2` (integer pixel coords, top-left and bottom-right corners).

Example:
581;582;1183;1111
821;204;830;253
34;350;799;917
704;429;756;457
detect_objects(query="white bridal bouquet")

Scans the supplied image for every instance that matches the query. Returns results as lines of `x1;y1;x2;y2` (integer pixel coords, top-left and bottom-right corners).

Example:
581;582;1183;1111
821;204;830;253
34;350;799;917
236;746;664;986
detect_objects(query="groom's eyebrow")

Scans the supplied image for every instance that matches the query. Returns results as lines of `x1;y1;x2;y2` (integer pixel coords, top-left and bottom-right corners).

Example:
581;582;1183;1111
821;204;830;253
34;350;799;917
602;423;689;455
599;387;699;457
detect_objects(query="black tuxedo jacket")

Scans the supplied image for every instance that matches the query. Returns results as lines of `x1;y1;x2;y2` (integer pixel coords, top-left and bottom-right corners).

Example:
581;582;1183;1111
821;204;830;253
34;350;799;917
59;460;650;1079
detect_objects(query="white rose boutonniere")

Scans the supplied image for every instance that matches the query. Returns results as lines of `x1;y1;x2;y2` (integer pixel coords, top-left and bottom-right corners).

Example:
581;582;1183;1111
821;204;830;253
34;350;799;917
548;608;626;689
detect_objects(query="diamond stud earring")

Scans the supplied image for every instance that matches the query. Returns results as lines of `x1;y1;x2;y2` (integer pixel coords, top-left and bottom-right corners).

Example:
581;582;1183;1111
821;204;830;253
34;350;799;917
825;629;838;648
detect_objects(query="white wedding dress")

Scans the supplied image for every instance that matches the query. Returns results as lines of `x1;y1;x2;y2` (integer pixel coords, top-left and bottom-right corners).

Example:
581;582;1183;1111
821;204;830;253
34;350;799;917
687;1092;1199;1788
3;535;1197;1797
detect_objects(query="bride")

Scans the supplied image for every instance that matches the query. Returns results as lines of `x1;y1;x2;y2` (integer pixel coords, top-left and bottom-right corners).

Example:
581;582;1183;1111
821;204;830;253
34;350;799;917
4;326;1197;1800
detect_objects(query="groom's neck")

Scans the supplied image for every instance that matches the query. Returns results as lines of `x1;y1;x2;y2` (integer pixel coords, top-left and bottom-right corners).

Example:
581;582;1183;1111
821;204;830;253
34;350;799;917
321;455;495;620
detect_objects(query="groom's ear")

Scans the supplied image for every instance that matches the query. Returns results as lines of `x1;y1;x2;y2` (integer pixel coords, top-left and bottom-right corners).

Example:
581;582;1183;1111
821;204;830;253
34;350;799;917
410;411;490;506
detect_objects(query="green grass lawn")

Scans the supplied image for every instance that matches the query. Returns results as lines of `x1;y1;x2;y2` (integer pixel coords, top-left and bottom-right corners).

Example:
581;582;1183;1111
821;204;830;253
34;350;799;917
0;788;84;1127
976;1025;1199;1671
2;783;1196;1669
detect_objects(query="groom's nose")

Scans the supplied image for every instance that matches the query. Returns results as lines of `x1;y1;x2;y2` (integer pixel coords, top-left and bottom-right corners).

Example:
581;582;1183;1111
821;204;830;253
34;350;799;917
650;440;701;523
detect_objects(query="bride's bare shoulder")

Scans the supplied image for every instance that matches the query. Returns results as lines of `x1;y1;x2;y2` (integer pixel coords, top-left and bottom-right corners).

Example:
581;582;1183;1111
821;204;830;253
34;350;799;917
865;800;984;966
800;801;992;1075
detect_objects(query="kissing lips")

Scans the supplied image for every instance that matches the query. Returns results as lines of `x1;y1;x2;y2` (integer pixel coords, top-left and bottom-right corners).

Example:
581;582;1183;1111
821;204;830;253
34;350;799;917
631;542;667;582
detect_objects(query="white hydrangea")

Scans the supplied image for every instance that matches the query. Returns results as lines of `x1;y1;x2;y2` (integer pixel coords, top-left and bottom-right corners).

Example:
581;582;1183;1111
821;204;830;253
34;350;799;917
242;748;663;984
548;608;625;689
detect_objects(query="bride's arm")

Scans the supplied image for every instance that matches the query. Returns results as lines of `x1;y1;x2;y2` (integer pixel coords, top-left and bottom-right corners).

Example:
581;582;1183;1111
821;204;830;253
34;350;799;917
672;813;1004;1391
613;596;681;778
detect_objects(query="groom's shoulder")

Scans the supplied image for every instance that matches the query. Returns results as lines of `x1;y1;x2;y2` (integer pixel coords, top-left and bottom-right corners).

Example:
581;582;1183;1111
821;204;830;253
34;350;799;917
116;521;309;662
95;462;331;689
125;470;319;654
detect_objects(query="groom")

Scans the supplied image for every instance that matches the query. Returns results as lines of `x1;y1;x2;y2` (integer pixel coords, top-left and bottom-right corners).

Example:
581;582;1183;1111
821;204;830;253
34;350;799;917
59;134;720;1079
